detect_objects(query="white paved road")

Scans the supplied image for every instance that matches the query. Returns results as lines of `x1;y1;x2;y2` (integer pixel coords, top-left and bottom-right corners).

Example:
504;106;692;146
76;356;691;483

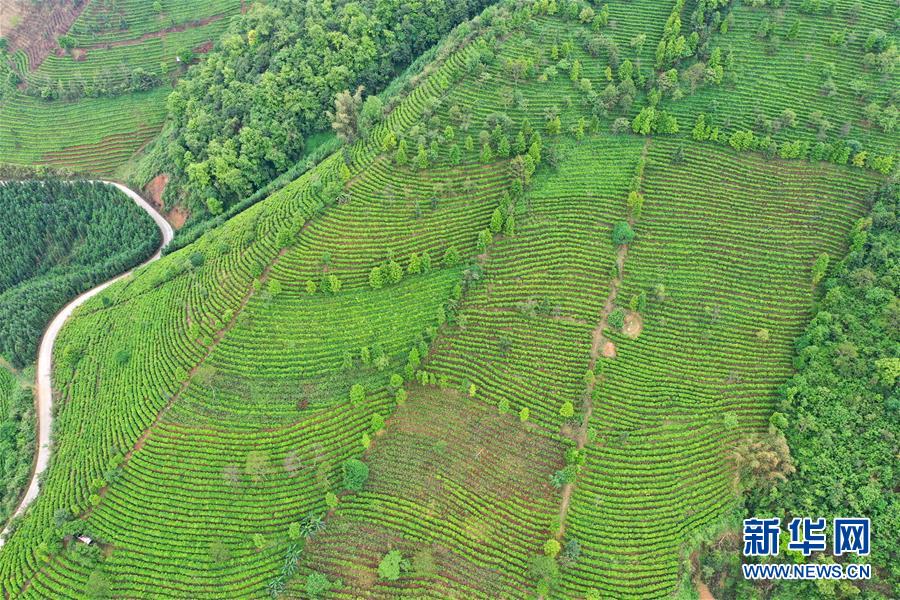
0;181;173;547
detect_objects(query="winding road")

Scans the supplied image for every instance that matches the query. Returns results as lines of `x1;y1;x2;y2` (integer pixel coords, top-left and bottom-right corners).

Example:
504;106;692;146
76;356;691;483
0;181;173;547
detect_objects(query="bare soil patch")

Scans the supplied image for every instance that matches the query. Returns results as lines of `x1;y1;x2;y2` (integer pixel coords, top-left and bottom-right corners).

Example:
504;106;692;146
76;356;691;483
3;0;86;71
601;339;617;358
622;310;643;339
0;0;25;37
144;173;189;229
697;582;715;600
144;173;168;211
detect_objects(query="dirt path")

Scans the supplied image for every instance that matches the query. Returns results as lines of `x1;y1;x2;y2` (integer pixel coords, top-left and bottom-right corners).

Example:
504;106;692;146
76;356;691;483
553;242;628;542
549;139;650;558
0;181;173;548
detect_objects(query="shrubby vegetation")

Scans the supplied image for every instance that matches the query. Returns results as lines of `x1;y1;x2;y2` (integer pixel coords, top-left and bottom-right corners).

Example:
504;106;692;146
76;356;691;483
0;180;159;366
0;367;34;526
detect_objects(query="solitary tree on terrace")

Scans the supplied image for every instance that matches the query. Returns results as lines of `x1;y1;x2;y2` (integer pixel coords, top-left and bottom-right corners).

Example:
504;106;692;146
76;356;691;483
329;86;365;144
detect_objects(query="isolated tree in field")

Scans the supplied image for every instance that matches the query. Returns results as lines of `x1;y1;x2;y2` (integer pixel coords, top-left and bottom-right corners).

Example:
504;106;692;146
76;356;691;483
627;191;645;219
369;266;384;289
58;35;76;52
608;307;626;330
407;253;422;274
481;142;494;163
395;139;408;165
544;538;561;557
306;572;338;598
498;136;511;158
478;229;493;251
327;274;342;294
350;383;366;405
415;144;429;170
342;458;369;492
328;86;364;144
812;252;830;285
547;115;561;135
612;221;635;246
371;413;385;432
358;95;383;136
560;401;575;419
305;280;317;294
407;347;421;371
387;260;404;284
520;407;530;422
490;208;504;233
378;550;407;581
443;246;460;267
448;143;461;165
382;130;397;151
570;59;582;82
504;214;516;236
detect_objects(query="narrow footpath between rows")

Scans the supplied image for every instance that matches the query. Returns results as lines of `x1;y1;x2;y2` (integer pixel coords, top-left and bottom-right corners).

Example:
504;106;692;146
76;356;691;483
0;181;173;548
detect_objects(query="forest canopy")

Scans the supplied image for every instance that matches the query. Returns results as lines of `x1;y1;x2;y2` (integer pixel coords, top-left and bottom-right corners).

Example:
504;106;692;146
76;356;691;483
156;0;497;215
0;180;160;367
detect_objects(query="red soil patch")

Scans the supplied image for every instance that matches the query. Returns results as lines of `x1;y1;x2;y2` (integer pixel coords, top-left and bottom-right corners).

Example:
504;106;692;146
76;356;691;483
697;582;715;600
193;40;214;54
601;340;616;358
144;173;189;229
3;0;86;72
144;173;168;210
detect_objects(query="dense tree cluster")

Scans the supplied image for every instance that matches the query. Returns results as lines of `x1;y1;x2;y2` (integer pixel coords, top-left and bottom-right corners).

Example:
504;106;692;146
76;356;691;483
157;0;497;213
28;66;163;101
0;180;160;366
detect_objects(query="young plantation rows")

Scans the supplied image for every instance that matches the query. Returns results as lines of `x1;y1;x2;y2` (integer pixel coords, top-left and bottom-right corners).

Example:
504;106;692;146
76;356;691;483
26;18;233;90
297;387;566;598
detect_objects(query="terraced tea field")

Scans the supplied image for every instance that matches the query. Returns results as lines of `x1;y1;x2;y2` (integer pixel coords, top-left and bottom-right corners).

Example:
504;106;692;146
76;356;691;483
558;138;875;598
0;0;242;176
0;89;168;176
668;0;898;155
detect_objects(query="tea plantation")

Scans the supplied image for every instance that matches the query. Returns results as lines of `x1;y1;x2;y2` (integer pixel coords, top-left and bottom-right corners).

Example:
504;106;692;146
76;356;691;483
0;0;896;598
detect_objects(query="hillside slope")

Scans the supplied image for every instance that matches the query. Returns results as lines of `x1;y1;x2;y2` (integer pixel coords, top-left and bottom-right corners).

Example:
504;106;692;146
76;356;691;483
0;1;894;598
